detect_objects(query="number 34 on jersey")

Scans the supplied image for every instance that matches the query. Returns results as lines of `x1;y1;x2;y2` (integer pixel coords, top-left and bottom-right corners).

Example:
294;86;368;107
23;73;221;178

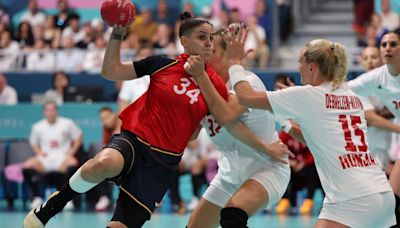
173;77;201;104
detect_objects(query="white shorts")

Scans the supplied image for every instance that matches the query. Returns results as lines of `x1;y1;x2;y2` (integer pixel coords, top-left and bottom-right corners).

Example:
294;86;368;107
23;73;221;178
38;154;66;171
319;191;396;228
203;166;290;208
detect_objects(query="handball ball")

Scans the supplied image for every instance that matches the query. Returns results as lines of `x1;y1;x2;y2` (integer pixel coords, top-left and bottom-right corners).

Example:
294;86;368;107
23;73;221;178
101;0;136;27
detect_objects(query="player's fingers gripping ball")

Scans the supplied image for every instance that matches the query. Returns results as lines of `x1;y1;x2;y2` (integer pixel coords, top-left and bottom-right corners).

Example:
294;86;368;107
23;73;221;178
101;0;136;27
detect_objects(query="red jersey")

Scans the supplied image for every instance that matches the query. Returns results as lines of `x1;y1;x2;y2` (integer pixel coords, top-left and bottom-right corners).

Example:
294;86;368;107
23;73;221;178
279;131;314;166
120;54;228;154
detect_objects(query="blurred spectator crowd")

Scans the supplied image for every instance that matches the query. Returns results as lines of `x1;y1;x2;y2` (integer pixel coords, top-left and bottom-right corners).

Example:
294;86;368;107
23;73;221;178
353;0;400;48
0;0;273;73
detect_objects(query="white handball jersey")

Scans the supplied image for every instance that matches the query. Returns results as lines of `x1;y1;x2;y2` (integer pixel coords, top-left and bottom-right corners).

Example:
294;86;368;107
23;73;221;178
390;117;400;160
360;96;392;169
267;83;392;203
201;71;289;184
30;117;82;158
348;65;400;118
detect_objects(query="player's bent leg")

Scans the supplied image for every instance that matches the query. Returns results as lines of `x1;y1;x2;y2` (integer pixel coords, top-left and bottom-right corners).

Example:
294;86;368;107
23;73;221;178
24;139;132;228
187;198;222;228
314;219;349;228
225;179;269;216
81;148;125;183
220;179;269;228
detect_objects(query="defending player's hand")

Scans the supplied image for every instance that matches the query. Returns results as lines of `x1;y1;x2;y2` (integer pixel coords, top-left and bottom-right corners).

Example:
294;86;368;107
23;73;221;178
222;23;252;65
184;55;206;77
264;141;294;164
275;77;296;90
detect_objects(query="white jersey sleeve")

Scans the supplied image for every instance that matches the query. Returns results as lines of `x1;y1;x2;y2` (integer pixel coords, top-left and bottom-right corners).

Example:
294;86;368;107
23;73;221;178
348;65;400;118
348;68;381;97
359;96;374;111
267;86;312;123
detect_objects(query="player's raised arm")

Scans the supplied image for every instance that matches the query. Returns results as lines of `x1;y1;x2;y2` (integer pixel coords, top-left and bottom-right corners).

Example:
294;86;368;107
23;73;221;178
222;24;271;110
100;1;137;81
185;55;245;125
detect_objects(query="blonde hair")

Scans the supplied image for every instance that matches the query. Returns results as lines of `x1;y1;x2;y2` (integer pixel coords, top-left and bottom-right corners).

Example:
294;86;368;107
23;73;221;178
304;39;348;90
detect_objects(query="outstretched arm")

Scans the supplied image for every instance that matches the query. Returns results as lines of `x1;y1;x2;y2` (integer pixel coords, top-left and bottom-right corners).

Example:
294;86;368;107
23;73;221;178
184;56;293;163
365;110;400;133
101;27;137;81
185;56;246;125
233;75;271;110
226;120;294;164
221;24;272;110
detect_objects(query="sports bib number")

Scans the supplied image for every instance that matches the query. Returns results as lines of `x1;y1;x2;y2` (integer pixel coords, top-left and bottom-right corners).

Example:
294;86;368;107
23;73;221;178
338;114;367;152
173;78;201;104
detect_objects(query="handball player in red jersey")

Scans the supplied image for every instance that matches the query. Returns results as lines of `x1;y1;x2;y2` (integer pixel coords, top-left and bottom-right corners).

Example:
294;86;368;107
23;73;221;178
23;11;279;228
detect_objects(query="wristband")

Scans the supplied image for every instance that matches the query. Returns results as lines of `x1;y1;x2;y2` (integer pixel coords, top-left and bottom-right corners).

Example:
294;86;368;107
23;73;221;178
111;33;124;40
228;64;246;88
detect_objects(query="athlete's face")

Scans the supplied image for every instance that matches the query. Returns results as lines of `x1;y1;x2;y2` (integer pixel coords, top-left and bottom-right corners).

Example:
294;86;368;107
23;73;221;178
298;48;312;85
182;23;214;62
380;33;400;66
361;47;382;72
44;103;58;124
209;35;225;68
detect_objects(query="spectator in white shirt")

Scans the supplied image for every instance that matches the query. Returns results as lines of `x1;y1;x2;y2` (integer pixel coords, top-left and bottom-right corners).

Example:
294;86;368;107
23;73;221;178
61;13;85;45
26;39;56;72
242;15;269;69
380;0;400;31
0;31;20;71
82;35;106;73
20;0;46;28
56;35;84;72
0;74;18;104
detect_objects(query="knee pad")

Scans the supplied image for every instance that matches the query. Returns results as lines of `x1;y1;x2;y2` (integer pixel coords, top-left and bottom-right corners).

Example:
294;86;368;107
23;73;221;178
104;135;135;185
220;207;249;228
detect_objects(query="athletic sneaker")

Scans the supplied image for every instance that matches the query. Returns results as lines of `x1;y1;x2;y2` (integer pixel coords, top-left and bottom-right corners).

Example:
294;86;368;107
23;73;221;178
23;191;60;228
275;198;290;214
30;197;43;210
95;196;111;211
187;197;199;211
64;201;74;211
172;201;186;215
299;199;313;215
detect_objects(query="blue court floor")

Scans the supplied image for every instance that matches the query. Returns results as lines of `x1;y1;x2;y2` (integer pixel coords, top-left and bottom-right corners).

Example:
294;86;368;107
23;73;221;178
1;211;318;228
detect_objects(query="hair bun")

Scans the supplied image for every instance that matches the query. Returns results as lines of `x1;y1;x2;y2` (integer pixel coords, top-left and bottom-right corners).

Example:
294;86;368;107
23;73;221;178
180;11;192;20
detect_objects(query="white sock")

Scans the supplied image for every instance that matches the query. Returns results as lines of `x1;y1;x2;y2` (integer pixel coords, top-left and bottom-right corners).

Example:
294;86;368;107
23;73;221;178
69;168;98;193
